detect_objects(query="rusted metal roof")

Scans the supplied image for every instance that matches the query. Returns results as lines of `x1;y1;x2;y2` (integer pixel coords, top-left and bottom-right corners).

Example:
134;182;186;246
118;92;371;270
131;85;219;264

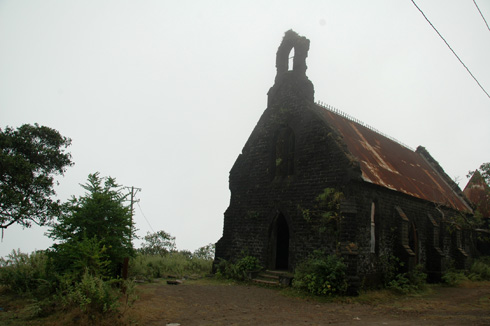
463;171;490;218
317;104;472;213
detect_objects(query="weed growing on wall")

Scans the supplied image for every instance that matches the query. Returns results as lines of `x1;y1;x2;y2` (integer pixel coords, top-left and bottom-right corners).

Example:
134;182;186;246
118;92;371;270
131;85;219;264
298;188;345;251
376;254;402;287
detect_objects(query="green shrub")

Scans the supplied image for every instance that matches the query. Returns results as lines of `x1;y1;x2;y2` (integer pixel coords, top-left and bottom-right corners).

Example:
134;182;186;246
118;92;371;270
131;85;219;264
215;255;262;281
235;256;262;273
376;254;401;287
0;249;132;321
442;269;468;286
468;257;490;281
292;252;348;296
388;265;427;294
0;249;53;296
130;254;164;280
49;236;112;281
214;259;231;279
59;269;120;315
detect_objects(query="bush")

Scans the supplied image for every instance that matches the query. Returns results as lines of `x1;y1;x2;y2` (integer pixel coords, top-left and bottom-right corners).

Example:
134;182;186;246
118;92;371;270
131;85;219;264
49;236;111;281
292;252;347;296
442;269;467;286
376;254;401;287
58;270;120;316
0;249;53;296
0;249;132;322
468;257;490;281
215;255;262;281
388;265;427;294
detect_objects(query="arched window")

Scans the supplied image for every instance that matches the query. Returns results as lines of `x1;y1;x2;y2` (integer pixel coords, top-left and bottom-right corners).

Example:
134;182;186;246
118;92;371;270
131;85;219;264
370;201;380;254
370;202;376;254
274;127;295;177
288;47;295;71
409;221;419;264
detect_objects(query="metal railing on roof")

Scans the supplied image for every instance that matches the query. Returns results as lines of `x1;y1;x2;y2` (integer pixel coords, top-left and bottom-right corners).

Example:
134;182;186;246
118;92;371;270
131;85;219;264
316;101;414;151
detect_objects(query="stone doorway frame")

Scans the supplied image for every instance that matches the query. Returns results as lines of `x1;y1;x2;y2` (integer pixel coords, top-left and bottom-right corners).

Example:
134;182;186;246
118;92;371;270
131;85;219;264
267;211;290;271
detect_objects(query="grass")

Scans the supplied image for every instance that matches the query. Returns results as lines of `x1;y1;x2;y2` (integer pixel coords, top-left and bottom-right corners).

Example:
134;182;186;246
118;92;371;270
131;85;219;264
0;284;135;326
280;282;437;305
130;253;213;281
3;273;490;325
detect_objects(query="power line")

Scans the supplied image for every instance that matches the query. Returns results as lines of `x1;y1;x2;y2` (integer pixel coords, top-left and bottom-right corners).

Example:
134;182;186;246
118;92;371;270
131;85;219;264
123;186;156;235
410;0;490;100
473;0;490;32
136;201;155;233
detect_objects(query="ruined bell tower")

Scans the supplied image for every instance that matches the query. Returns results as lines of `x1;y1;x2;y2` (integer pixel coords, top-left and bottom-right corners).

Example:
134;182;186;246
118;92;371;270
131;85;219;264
267;30;315;107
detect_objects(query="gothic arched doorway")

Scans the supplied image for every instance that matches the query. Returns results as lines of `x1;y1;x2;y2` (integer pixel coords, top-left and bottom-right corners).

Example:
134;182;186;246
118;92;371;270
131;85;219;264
268;213;290;270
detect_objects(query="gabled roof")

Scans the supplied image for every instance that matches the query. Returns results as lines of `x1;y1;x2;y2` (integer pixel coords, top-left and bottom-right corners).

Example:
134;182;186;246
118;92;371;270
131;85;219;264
316;104;472;213
463;171;490;218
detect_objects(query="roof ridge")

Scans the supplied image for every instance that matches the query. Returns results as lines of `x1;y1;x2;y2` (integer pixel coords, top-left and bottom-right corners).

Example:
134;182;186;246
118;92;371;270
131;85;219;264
316;101;415;152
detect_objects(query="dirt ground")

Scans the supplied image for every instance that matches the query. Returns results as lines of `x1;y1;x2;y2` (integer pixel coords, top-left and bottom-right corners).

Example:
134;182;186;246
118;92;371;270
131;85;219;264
130;279;490;326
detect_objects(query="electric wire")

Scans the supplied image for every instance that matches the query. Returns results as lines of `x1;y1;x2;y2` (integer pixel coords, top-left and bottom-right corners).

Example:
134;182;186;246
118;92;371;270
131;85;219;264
411;0;490;100
136;201;155;233
473;0;490;32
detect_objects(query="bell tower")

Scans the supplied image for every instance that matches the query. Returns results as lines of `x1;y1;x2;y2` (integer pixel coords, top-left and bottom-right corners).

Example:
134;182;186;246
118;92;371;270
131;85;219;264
267;30;315;107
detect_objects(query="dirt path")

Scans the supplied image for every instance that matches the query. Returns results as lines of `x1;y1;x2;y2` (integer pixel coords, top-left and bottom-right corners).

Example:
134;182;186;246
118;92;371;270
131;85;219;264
131;280;490;326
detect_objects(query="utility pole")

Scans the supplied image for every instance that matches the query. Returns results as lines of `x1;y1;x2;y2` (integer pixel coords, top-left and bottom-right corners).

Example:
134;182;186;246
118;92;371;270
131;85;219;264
128;186;141;241
123;186;141;281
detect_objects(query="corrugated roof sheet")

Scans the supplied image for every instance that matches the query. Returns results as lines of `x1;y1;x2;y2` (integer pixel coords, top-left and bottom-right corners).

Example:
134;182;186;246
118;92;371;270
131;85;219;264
317;104;471;213
463;171;490;218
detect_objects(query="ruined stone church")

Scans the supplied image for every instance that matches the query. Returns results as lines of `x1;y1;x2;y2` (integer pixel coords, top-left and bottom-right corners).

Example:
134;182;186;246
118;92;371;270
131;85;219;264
214;30;481;287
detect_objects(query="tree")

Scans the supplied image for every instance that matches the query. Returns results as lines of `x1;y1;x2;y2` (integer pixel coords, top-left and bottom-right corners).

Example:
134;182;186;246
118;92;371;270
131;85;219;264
48;173;134;277
193;243;215;260
0;123;73;229
139;230;176;256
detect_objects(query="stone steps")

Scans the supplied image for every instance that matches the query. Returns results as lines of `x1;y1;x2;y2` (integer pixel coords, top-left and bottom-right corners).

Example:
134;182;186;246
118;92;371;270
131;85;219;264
252;270;293;286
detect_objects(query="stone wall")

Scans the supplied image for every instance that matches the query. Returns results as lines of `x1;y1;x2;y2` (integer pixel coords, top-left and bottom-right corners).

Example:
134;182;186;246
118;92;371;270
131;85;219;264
215;88;357;270
346;180;476;285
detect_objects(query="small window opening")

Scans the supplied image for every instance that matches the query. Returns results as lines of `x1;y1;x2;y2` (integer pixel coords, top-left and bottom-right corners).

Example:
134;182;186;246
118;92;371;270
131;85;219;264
456;230;462;249
288;47;295;71
409;221;419;264
370;202;376;254
275;127;295;177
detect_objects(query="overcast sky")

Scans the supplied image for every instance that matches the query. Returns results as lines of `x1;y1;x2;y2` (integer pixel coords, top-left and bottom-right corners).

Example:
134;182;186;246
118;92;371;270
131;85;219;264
1;0;489;257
